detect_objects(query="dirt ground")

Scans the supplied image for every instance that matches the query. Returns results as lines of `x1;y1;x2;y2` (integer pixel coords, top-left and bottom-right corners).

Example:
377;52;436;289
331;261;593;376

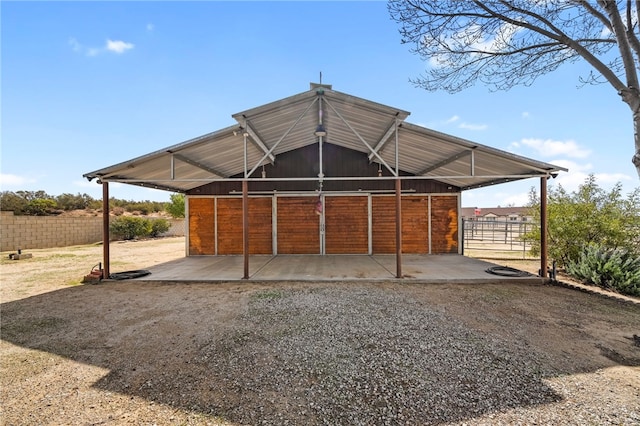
1;237;639;425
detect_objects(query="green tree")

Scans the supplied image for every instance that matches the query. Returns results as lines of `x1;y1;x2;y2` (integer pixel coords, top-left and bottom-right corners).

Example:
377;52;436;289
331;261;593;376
24;198;58;216
0;191;28;214
388;1;640;178
165;193;185;218
525;175;640;267
56;193;95;211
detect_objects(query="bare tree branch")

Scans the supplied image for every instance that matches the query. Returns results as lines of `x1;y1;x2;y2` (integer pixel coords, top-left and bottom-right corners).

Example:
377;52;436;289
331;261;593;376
624;0;640;65
388;0;640;177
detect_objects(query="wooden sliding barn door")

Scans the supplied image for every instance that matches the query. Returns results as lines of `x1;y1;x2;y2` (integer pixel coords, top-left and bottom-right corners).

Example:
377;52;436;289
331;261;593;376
324;195;369;254
430;195;459;254
371;195;429;254
188;198;215;255
276;197;320;254
217;197;273;255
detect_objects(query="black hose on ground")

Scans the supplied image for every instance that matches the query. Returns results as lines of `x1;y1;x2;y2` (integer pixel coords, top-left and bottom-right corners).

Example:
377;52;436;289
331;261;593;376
485;266;535;277
109;270;151;280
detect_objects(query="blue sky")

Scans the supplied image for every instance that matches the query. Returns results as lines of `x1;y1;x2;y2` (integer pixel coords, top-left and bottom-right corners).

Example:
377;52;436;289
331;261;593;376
2;1;638;207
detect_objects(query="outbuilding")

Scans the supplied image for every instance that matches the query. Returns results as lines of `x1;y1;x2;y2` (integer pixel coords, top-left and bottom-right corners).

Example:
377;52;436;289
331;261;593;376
84;83;565;278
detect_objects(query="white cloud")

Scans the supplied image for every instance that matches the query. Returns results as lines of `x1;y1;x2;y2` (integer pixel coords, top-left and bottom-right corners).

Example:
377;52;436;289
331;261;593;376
0;173;37;189
437;115;487;130
68;37;82;52
146;23;155;32
548;160;632;193
69;37;134;56
519;138;591;158
522;111;530;119
106;39;134;54
459;122;488;131
429;22;523;68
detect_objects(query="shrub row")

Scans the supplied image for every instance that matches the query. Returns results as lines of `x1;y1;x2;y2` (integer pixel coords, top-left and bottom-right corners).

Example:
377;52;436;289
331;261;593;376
566;244;640;297
109;217;171;240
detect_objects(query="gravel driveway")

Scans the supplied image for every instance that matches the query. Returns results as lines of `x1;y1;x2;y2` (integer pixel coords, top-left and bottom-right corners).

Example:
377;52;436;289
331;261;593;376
2;279;640;425
1;239;639;425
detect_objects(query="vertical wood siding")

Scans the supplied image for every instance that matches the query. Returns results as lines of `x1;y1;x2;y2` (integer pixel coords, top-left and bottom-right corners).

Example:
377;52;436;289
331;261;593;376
277;197;320;254
217;198;273;255
189;193;459;256
431;195;459;253
248;198;273;254
401;196;430;254
188;198;215;255
371;196;428;254
325;196;369;254
371;196;396;254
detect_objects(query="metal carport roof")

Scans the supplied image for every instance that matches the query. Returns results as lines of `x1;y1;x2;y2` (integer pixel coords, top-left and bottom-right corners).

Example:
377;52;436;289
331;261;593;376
83;83;566;191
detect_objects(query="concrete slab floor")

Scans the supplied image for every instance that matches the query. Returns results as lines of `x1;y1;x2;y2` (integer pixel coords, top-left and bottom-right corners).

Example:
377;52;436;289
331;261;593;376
133;254;543;284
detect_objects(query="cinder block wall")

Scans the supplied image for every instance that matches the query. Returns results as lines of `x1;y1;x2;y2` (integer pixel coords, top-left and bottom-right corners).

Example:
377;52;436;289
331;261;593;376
1;211;185;252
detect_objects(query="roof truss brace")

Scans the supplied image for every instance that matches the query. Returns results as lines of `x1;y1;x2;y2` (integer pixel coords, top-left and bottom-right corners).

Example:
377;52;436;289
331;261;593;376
99;176;186;193
244;122;275;164
367;120;398;162
173;153;227;178
246;97;319;178
324;97;398;177
418;149;473;175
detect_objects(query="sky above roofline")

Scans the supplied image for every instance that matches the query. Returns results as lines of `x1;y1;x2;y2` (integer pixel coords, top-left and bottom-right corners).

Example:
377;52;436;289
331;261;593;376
2;1;638;207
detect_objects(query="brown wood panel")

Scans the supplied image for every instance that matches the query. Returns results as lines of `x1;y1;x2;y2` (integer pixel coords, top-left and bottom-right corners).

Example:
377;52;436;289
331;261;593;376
277;197;320;254
371;196;428;254
325;196;369;254
401;196;429;254
372;196;396;254
431;195;459;254
188;198;215;255
216;198;243;254
248;198;273;254
217;198;273;255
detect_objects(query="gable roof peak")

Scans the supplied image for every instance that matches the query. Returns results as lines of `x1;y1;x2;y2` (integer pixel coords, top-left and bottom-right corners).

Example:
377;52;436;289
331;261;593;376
310;82;333;92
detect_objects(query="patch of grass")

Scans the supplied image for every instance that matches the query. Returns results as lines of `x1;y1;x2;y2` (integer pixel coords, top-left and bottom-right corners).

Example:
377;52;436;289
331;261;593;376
251;289;285;300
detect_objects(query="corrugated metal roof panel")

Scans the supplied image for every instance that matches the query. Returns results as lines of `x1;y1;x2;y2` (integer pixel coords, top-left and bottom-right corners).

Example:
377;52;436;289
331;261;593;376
83;84;566;193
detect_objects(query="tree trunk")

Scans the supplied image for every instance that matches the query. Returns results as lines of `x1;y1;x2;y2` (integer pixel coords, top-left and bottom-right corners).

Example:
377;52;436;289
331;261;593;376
634;109;640;179
621;88;640;178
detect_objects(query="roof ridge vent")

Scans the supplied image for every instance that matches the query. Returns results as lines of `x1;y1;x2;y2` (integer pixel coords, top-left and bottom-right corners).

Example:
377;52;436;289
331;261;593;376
310;82;332;92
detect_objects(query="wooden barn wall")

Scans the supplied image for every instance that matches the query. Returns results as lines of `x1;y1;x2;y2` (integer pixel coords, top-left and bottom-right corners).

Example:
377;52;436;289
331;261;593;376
188;197;272;255
430;195;459;254
324;196;369;254
187;143;459;196
215;198;273;255
371;196;429;254
188;198;215;255
188;193;459;255
276;197;320;254
401;196;430;254
371;196;396;254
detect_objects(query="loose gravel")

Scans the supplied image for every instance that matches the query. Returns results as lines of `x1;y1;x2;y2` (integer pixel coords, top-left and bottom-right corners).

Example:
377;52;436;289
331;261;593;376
2;279;639;425
196;286;637;425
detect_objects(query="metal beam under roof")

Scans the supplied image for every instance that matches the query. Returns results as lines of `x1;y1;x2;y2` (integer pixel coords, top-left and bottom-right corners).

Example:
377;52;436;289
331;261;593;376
83;83;567;193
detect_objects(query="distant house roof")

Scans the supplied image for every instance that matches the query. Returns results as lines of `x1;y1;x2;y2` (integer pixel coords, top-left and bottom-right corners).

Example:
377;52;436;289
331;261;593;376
461;207;531;217
84;83;567;193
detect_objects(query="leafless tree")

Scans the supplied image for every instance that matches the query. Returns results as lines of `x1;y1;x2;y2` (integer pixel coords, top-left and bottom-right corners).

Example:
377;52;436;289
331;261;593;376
388;0;640;178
